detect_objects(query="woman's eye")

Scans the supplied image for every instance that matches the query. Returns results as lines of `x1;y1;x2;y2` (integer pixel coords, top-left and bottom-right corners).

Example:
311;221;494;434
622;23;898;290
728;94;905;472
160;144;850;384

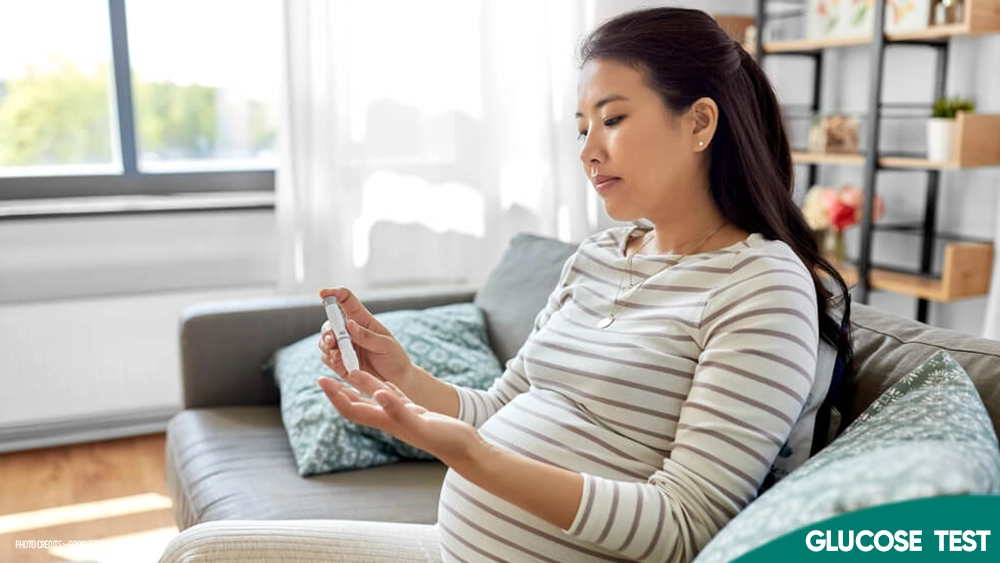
577;115;624;140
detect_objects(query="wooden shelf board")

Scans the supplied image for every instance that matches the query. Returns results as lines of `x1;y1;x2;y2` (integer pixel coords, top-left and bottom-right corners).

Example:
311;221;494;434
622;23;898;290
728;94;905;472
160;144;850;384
764;33;970;52
792;151;866;165
764;35;872;53
885;24;970;42
954;112;1000;167
872;269;952;301
878;156;960;169
823;242;994;302
793;153;999;170
830;261;951;301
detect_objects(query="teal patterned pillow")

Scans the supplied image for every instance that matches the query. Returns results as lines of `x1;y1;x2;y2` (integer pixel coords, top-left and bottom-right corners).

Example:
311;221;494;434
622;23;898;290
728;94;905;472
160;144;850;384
274;302;503;476
695;350;1000;563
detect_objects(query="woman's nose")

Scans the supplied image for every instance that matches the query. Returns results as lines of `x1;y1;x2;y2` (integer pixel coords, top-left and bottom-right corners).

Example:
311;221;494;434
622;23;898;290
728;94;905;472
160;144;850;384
579;136;603;167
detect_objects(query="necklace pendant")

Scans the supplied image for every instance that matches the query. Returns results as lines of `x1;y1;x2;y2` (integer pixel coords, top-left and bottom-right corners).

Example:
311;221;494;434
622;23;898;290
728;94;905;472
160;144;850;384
596;315;614;329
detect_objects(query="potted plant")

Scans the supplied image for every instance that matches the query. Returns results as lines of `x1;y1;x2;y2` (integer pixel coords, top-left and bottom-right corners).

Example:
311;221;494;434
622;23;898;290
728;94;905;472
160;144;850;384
928;96;975;162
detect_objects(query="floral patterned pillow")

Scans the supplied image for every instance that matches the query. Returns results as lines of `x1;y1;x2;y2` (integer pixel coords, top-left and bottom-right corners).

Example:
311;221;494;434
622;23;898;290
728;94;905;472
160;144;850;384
695;350;1000;563
274;302;503;476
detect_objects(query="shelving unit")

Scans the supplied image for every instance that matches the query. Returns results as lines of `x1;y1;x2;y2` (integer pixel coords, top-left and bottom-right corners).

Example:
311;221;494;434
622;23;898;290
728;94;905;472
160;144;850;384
754;0;1000;322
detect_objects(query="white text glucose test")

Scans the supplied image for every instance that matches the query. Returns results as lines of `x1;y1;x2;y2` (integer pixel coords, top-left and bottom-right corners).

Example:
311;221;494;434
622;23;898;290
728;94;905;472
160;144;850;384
322;296;361;373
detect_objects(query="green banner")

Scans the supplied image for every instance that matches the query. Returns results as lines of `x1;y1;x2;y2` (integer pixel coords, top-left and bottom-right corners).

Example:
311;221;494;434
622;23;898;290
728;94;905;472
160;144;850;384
736;495;998;561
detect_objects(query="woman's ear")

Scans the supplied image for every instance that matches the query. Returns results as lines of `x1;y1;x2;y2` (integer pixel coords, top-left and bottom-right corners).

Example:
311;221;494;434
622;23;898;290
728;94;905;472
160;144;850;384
689;97;719;152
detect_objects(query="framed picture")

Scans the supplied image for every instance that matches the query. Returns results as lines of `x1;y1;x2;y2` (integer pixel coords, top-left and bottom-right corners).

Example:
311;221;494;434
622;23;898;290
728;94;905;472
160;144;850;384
885;0;932;32
806;0;841;39
809;0;931;38
840;0;875;37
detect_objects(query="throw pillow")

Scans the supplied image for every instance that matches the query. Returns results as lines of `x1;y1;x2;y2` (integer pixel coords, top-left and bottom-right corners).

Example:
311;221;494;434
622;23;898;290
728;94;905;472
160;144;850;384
473;233;577;364
694;350;1000;563
274;302;504;476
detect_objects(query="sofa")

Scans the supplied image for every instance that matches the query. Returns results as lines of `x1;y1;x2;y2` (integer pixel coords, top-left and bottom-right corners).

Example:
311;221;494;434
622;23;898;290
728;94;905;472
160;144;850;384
160;233;1000;561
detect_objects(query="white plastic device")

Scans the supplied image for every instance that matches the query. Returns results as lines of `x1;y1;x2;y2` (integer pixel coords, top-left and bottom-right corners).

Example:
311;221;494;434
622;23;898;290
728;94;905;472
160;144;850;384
322;296;361;373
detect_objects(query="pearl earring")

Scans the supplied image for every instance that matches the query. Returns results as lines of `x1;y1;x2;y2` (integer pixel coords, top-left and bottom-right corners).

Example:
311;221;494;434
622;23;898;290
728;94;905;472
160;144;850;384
698;141;705;147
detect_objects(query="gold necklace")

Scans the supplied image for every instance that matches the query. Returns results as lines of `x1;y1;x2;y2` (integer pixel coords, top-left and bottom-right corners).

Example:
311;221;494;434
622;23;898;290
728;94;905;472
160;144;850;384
623;232;657;291
596;222;727;329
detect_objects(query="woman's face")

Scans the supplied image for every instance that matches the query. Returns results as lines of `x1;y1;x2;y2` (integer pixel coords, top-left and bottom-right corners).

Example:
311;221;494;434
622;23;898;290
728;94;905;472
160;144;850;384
576;59;701;222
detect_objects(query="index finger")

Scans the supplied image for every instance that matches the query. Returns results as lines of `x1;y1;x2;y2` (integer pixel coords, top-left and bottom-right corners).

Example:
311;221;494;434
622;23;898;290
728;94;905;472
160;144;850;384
318;287;380;330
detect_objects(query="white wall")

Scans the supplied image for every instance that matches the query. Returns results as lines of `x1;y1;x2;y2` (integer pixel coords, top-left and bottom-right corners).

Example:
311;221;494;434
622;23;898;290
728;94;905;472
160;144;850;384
1;211;277;301
592;0;753;19
0;210;279;449
0;285;276;424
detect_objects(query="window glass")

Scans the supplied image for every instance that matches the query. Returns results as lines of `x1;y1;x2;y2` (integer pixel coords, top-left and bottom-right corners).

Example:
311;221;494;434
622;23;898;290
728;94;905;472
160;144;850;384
126;0;280;171
0;0;119;174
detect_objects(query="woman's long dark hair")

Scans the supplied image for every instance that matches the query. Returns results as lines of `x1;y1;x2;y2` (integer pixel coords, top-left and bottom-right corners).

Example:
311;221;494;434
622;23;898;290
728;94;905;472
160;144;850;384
580;8;853;379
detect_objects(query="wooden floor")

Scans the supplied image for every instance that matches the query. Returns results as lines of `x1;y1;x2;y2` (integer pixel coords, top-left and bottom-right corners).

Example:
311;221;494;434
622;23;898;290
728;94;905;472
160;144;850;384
0;433;178;563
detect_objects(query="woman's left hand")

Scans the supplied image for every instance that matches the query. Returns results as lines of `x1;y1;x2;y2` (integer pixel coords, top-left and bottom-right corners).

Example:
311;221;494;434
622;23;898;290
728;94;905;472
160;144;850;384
318;371;482;466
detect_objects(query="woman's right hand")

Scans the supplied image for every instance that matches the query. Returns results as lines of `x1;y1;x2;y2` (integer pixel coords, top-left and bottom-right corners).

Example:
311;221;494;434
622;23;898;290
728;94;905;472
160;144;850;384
317;287;417;393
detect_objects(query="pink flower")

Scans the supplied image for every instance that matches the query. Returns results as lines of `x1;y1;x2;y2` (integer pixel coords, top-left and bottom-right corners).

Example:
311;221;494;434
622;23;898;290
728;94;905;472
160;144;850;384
820;189;841;210
829;199;857;231
838;185;885;224
801;184;886;232
840;187;864;208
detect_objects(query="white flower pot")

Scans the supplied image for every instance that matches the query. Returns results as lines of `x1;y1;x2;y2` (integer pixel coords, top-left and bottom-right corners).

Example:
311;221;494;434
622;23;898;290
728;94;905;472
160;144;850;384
927;118;956;162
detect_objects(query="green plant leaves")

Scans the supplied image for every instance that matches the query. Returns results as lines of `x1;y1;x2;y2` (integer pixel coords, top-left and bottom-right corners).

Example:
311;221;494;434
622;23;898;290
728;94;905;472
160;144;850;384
932;97;976;119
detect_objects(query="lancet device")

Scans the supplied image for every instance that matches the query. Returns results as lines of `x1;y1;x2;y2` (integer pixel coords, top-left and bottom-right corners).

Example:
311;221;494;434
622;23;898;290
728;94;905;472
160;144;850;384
323;296;360;373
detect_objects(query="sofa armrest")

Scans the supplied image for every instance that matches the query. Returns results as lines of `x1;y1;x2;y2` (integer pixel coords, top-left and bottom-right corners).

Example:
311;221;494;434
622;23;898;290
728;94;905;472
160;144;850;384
179;286;478;409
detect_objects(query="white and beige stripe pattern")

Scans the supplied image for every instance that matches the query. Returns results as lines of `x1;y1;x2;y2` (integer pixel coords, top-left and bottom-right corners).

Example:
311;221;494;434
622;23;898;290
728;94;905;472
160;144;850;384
441;227;819;562
159;519;442;562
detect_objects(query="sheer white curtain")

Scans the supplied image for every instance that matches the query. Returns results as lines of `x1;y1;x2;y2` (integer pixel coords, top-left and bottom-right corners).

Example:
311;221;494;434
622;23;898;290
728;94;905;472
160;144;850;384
276;0;599;295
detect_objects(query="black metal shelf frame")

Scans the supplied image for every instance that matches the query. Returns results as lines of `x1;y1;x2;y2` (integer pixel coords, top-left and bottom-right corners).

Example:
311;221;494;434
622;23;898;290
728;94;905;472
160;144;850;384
755;0;954;323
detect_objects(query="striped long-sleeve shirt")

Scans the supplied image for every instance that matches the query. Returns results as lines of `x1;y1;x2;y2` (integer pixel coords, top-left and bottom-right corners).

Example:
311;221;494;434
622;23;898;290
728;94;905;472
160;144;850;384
438;226;820;563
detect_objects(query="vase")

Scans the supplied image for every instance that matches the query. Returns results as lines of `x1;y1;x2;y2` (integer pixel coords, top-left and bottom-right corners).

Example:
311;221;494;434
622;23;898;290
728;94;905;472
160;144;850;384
927;117;956;162
824;229;847;263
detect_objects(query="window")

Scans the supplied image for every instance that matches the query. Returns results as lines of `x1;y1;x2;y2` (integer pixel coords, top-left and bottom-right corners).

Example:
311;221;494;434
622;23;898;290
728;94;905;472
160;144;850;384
0;0;117;172
0;0;279;201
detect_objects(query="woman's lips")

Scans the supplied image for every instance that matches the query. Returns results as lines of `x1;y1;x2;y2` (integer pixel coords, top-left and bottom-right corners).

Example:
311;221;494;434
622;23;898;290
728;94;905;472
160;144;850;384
593;176;620;192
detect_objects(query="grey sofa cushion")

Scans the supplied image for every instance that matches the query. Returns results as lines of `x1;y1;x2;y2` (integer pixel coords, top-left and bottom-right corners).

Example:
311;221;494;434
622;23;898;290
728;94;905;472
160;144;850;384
474;233;577;363
166;407;447;530
847;303;1000;439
